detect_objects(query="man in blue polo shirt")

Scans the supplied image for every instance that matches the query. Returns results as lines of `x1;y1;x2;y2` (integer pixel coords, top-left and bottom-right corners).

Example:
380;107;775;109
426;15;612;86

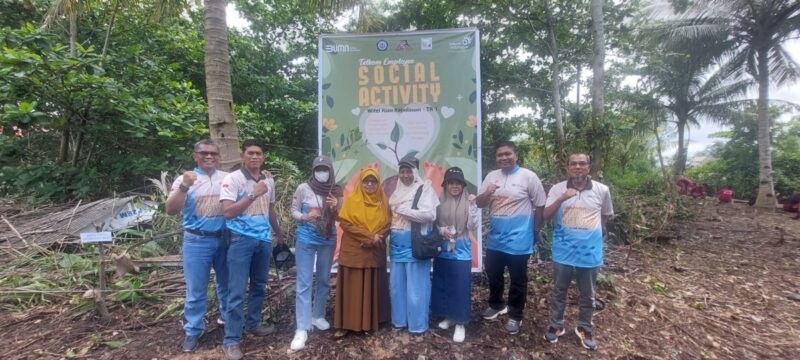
542;153;613;351
165;139;230;352
475;140;546;335
219;139;285;360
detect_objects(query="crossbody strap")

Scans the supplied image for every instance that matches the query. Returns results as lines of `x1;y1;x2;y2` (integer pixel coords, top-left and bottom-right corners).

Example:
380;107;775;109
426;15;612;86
411;185;424;210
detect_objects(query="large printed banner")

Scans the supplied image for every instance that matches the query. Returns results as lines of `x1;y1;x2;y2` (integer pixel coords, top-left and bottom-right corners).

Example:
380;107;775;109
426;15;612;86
318;28;483;270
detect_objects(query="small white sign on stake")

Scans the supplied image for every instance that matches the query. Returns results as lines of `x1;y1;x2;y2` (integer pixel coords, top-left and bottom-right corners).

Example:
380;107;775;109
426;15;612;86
80;232;112;244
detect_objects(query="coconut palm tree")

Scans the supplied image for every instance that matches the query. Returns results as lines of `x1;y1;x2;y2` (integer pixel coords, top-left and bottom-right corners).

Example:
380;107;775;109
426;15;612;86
642;43;752;178
660;0;800;208
203;0;240;170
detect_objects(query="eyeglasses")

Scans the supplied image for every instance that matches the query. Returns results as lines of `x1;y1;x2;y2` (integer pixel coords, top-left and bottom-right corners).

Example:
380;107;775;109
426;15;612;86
195;151;220;157
362;179;378;185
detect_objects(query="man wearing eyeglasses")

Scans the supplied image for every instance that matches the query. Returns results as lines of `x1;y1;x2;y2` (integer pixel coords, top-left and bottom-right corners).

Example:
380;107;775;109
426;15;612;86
165;138;230;353
542;153;614;351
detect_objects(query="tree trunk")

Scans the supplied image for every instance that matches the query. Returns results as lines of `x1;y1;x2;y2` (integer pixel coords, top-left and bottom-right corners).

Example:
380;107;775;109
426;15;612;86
101;0;121;58
547;19;566;171
590;0;605;174
654;117;670;189
203;0;240;170
674;118;686;179
754;47;777;208
59;12;79;164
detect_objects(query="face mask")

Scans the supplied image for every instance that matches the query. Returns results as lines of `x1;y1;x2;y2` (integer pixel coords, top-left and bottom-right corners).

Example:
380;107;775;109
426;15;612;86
314;170;330;183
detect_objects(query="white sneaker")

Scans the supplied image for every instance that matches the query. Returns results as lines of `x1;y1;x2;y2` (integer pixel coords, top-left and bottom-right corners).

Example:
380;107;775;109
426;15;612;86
290;330;308;351
311;317;330;331
438;319;453;330
453;324;465;343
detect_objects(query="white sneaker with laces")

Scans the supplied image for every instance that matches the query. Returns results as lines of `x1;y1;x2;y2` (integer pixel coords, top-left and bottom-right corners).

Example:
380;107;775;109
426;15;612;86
290;330;308;351
438;319;453;330
311;317;330;331
453;324;465;343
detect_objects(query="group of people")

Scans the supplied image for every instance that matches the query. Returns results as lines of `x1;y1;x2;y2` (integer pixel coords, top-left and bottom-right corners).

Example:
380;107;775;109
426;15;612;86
167;139;614;359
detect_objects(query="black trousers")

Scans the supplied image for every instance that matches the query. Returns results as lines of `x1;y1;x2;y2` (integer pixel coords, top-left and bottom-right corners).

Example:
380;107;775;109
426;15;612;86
485;249;530;320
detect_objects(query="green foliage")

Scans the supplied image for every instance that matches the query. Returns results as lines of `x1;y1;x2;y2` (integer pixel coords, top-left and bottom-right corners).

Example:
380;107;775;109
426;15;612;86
0;17;208;203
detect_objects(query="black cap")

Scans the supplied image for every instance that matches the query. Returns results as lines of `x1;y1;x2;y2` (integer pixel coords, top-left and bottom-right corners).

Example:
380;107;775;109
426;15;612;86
398;154;419;169
442;167;467;186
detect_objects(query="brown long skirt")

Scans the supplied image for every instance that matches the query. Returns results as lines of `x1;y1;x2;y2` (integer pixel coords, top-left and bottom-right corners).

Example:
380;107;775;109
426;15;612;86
334;265;390;332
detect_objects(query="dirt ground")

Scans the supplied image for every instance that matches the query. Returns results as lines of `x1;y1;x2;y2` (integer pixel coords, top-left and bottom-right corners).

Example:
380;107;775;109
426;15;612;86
2;201;800;359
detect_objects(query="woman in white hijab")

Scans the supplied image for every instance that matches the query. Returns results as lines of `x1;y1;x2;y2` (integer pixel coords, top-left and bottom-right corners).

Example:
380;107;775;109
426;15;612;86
388;154;440;335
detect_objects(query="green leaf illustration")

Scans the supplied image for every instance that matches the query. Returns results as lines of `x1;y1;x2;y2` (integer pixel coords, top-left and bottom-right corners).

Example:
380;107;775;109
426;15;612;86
390;122;400;143
332;159;358;183
322;83;331;90
376;142;388;150
405;150;419;158
468;144;473;156
322;137;333;157
340;133;345;146
458;130;464;144
326;95;334;108
452;143;463;149
332;148;336;159
469;91;477;104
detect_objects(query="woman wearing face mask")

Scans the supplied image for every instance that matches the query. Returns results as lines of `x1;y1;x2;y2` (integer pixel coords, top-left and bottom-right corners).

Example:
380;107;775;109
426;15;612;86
289;156;342;351
334;167;392;336
430;167;480;342
388;154;440;335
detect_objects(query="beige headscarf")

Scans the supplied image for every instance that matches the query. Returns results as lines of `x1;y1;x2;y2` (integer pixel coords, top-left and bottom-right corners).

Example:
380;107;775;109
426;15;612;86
437;183;470;237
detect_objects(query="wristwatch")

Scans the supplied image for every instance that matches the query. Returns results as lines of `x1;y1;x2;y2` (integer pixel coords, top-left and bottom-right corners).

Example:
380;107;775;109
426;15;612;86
179;184;190;193
247;193;258;201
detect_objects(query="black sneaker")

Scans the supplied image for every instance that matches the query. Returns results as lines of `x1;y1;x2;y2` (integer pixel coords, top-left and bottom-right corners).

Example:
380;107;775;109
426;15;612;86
181;334;201;352
480;306;508;320
245;323;276;336
575;326;598;350
504;318;522;335
543;326;565;343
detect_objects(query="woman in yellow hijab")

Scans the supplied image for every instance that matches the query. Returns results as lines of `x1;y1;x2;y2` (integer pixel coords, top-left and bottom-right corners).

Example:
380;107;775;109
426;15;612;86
334;168;392;335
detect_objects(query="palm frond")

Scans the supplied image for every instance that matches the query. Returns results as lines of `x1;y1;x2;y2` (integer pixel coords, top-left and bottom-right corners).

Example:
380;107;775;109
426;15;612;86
42;0;80;29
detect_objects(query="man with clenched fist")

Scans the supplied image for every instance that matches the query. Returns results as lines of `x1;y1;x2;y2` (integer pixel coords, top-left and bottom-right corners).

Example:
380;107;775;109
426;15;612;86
165;139;230;353
542;153;613;351
219;139;286;360
475;140;546;335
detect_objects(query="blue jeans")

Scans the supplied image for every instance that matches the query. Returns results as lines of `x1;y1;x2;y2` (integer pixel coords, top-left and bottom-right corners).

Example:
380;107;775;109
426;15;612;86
390;260;432;333
182;231;229;336
295;241;334;331
224;233;272;345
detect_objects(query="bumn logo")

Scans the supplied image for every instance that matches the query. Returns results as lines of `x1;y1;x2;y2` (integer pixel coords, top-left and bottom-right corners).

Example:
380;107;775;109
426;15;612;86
324;43;359;53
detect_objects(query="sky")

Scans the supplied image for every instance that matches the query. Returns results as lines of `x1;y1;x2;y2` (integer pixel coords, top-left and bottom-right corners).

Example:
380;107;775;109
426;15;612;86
226;5;800;161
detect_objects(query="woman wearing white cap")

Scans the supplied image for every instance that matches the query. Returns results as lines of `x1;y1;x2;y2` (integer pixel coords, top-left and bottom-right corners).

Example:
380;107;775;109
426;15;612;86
388;154;440;335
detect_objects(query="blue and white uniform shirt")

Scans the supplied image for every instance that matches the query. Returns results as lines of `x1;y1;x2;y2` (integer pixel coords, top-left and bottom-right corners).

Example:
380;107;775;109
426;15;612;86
546;179;614;268
436;202;480;261
291;183;336;246
171;168;228;232
389;183;439;263
479;166;546;255
220;169;276;242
